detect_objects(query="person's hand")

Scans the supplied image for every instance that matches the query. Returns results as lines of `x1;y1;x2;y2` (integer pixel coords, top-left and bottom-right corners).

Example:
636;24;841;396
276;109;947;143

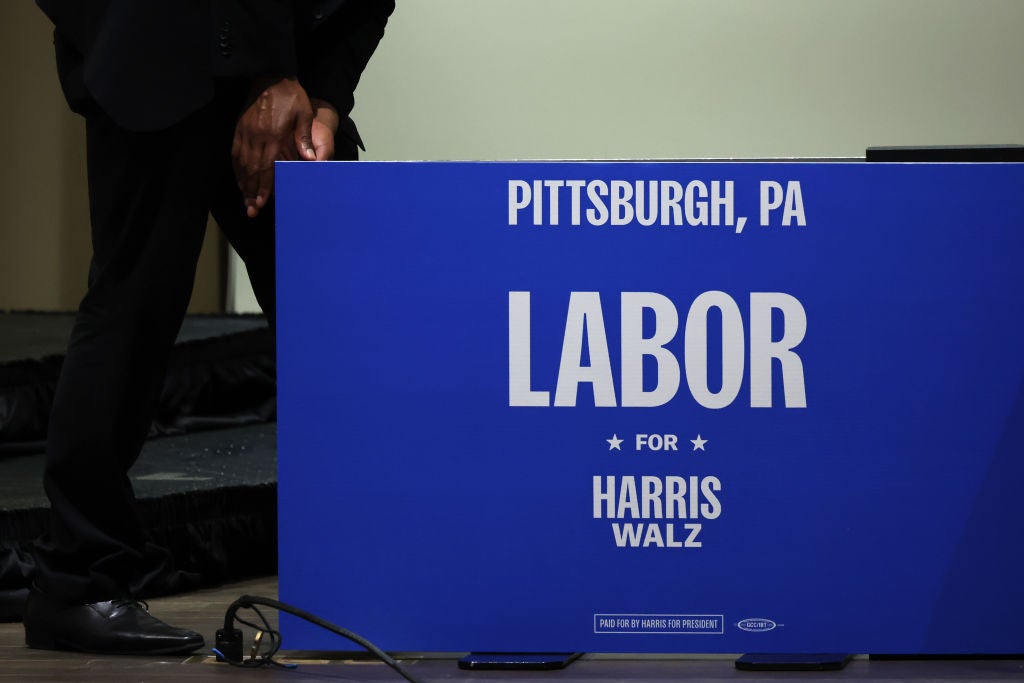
310;98;340;161
232;77;316;218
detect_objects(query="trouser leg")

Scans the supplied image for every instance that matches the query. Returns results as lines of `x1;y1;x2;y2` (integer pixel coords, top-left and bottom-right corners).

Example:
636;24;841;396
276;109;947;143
34;101;230;604
210;188;278;329
211;129;357;329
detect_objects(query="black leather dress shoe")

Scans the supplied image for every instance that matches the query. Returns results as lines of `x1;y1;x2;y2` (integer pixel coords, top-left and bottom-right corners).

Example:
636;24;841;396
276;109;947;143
23;589;204;655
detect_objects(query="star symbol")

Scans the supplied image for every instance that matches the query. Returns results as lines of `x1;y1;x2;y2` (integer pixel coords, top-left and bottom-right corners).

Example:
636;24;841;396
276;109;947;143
690;434;708;451
607;434;623;451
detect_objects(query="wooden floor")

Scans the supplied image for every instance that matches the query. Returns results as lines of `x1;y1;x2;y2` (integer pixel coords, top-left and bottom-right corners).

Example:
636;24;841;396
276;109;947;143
1;577;1022;682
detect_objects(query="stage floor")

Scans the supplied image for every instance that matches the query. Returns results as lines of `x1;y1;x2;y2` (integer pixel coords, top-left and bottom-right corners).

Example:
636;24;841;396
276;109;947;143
0;312;268;363
0;577;1021;682
0;422;277;512
0;312;279;610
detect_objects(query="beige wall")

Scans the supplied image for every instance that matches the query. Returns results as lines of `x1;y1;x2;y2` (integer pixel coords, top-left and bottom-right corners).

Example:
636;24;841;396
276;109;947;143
352;0;1024;162
0;2;88;311
0;1;221;314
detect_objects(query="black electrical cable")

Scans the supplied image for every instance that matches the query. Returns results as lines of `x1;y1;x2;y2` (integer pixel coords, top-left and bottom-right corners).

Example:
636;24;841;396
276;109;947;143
229;604;290;668
216;594;426;683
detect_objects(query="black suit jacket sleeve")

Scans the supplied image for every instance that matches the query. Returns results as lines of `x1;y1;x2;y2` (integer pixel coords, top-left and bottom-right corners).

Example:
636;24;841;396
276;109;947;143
297;0;395;149
210;0;300;80
36;0;395;137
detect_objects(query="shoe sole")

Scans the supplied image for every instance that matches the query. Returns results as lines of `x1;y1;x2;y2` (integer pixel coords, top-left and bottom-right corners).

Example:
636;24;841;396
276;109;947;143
26;629;204;656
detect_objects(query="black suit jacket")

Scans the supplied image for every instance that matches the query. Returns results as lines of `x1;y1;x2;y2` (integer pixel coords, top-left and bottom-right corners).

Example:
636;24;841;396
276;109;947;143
37;0;394;144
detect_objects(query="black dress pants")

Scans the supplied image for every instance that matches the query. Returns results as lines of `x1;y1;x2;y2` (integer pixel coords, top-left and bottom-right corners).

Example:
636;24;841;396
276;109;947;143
33;85;355;604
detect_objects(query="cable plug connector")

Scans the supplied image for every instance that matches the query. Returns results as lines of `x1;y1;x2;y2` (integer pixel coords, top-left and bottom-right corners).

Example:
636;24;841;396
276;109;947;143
214;627;244;663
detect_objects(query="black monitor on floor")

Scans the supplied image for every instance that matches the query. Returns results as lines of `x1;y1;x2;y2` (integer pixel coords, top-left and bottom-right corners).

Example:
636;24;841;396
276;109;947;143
866;145;1024;162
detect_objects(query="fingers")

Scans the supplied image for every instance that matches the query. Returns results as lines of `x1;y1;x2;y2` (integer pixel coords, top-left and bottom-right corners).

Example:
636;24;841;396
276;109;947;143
232;78;319;217
237;143;281;218
311;119;335;161
294;105;316;161
233;132;256;216
313;140;333;162
233;135;272;218
234;136;261;217
254;140;279;216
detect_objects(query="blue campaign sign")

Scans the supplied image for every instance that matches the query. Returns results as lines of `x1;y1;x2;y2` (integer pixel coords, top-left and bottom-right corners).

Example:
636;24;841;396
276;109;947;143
275;161;1024;654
